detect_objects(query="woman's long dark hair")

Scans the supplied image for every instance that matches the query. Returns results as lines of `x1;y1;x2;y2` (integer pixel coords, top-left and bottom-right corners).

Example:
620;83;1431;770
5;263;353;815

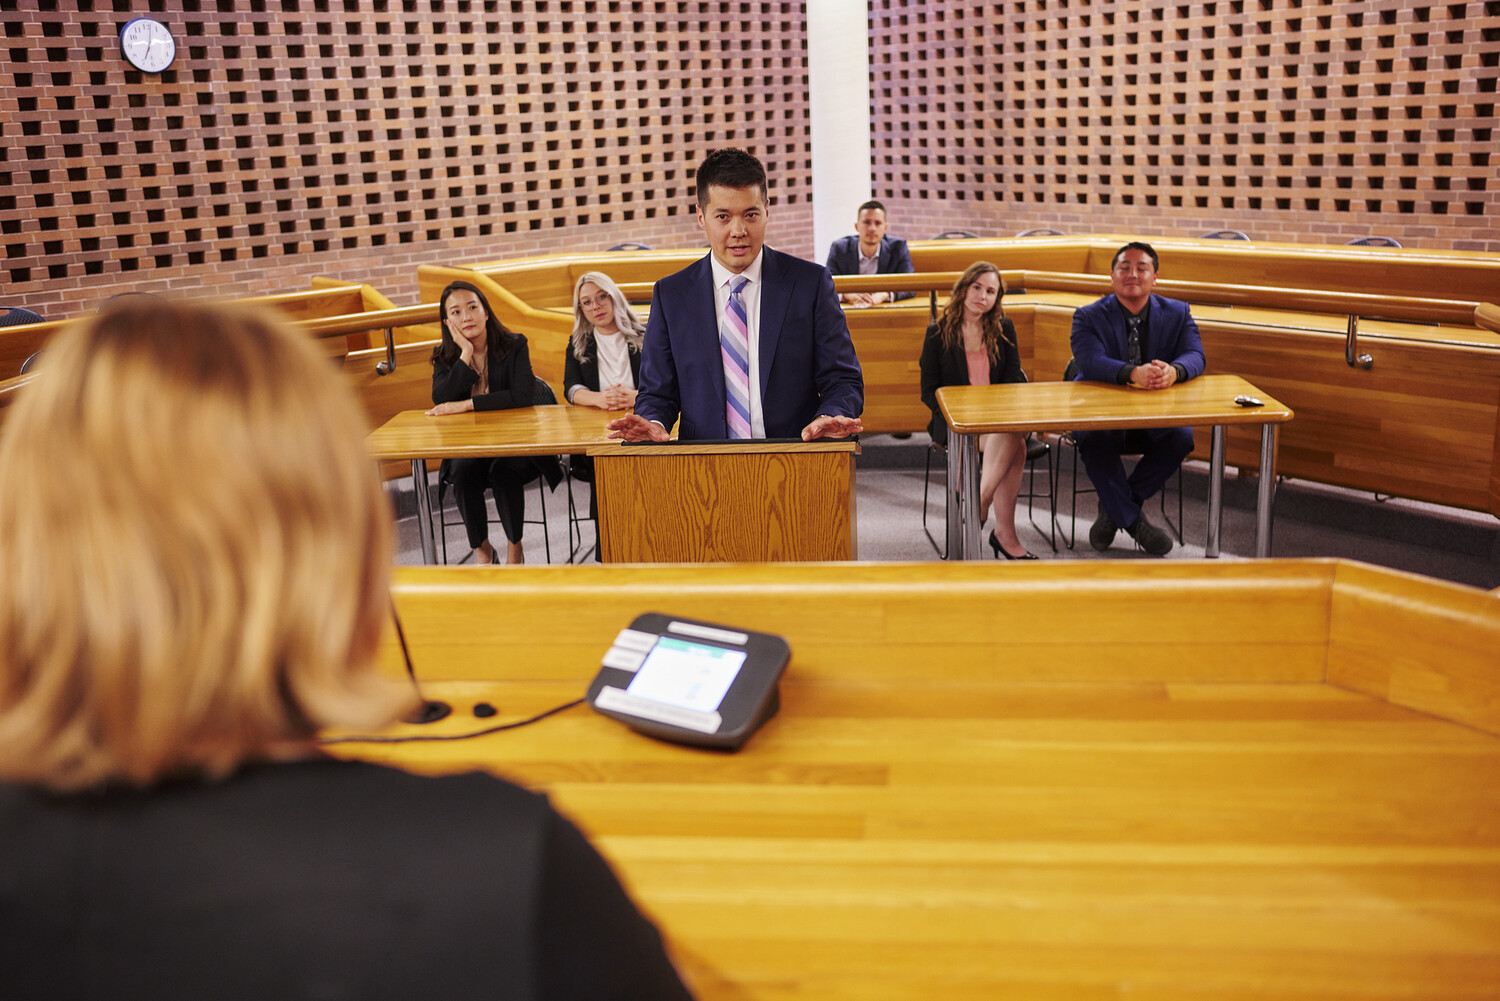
935;261;1013;363
431;280;519;369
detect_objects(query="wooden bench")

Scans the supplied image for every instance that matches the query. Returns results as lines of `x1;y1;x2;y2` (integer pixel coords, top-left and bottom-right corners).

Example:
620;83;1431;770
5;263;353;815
327;558;1500;1001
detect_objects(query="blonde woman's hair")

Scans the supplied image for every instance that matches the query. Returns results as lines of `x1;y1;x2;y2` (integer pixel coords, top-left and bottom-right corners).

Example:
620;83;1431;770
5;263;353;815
570;271;645;361
0;299;414;792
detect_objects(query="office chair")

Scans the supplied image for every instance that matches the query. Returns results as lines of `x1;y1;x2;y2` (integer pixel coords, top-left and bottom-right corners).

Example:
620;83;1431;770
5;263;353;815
1201;229;1251;240
607;241;653;251
932;230;980;240
1347;236;1402;248
1016;228;1065;237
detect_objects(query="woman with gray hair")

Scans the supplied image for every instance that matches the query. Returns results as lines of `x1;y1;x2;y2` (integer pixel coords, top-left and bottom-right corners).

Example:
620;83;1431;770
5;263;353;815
564;270;644;411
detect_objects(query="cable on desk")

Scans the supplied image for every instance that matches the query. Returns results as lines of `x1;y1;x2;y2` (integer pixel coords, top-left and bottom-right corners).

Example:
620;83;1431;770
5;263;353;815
318;698;586;745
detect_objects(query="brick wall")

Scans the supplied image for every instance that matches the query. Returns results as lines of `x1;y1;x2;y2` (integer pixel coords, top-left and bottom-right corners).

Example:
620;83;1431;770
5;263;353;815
869;1;1500;254
0;0;813;319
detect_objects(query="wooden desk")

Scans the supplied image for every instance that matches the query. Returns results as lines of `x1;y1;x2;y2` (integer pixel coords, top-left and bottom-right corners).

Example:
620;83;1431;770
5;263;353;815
365;405;628;562
330;560;1500;1001
938;374;1294;559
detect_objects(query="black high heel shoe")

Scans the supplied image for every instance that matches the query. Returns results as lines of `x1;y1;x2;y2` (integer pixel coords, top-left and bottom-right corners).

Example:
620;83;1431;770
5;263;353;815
989;531;1038;561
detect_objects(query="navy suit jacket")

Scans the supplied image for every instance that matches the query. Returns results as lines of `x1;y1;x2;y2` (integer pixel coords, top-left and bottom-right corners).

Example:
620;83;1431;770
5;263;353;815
635;247;864;440
1069;293;1206;385
824;235;915;302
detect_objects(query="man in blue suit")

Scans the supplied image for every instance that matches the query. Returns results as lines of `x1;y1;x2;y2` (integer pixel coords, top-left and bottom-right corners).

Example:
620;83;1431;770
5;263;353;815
824;200;915;305
608;149;864;442
1070;241;1206;556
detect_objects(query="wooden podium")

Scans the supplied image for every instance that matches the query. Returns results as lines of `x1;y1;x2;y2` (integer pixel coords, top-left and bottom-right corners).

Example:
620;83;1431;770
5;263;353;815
585;439;859;562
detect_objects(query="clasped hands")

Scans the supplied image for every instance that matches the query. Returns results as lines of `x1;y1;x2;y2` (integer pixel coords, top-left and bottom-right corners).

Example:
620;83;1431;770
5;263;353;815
840;291;890;308
605;413;864;443
596;384;636;410
1128;360;1179;391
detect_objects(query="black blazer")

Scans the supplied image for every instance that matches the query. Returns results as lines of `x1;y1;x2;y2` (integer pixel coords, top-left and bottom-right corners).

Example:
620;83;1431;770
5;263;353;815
0;760;694;1001
562;332;643;402
918;319;1025;448
431;333;563;488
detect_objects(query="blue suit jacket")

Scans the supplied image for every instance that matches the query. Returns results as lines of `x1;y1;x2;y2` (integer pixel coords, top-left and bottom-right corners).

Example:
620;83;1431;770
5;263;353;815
635;247;865;440
1069;293;1206;385
824;235;915;302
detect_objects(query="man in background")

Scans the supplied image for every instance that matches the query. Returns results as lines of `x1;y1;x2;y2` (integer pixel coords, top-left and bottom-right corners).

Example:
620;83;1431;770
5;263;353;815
824;200;914;305
1069;241;1205;557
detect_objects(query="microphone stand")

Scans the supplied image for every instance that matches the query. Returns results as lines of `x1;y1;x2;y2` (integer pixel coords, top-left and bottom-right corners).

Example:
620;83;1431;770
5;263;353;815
391;600;451;724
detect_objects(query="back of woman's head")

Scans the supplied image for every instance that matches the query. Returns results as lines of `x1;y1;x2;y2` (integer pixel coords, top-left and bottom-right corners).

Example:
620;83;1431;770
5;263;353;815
0;298;412;792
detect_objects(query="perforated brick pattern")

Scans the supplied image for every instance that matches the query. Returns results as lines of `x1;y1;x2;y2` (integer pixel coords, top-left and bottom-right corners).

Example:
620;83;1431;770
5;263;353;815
1;1;812;316
868;1;1500;250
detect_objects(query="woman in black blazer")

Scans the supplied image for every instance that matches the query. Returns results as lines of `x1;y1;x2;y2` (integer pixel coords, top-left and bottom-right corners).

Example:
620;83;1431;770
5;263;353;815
918;262;1037;560
428;280;561;565
562;271;644;507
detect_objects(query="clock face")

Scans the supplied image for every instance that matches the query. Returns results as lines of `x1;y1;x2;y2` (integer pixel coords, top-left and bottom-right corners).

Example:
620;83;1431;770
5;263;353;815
119;17;176;74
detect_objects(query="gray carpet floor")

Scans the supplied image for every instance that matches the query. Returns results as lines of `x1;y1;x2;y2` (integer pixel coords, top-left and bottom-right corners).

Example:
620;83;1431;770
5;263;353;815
389;433;1500;591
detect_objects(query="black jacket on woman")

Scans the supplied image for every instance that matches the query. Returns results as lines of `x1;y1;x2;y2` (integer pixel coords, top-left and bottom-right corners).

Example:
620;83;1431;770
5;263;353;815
918;318;1024;448
431;333;563;489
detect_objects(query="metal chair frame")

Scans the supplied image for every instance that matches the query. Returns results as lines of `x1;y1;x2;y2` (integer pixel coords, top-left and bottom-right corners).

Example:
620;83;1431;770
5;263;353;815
922;437;1057;559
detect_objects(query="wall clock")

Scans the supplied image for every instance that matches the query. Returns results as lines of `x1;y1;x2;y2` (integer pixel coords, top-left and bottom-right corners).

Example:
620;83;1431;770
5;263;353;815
119;17;176;74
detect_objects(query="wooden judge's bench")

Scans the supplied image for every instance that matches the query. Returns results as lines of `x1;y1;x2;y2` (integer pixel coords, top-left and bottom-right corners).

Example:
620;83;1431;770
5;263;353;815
333;559;1500;1001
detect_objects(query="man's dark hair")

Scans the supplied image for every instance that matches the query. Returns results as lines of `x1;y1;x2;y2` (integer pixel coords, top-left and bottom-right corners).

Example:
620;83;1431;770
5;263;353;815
857;200;886;217
695;148;768;209
1111;241;1159;271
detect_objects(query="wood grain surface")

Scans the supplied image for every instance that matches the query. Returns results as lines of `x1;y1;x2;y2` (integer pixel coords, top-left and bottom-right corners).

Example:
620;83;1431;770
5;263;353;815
365;404;627;460
593;449;856;562
329;560;1500;1001
937;374;1293;436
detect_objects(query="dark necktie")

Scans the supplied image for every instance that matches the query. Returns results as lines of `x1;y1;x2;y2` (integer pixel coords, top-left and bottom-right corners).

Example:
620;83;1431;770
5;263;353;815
1126;312;1145;366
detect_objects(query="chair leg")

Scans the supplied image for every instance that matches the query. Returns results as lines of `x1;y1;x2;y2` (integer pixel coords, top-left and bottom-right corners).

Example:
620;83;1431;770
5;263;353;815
921;445;948;559
564;467;598;564
533;475;552;564
434;477;452;565
1024;440;1058;553
1158;464;1184;544
1060;441;1083;549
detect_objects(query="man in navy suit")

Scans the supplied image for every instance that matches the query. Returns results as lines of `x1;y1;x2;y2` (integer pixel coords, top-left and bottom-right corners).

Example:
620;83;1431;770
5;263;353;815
1070;241;1206;556
824;200;915;305
608;149;864;442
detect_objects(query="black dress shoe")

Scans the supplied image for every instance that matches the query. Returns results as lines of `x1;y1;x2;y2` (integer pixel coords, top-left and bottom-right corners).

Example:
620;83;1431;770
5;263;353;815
989;531;1039;560
1089;510;1117;551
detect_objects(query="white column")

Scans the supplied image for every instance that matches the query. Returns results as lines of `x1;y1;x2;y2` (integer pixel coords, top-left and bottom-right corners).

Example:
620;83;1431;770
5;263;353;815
807;1;872;266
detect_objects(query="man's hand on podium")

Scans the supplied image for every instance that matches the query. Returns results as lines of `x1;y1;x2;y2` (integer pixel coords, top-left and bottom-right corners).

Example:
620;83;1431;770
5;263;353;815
606;414;671;442
802;414;863;441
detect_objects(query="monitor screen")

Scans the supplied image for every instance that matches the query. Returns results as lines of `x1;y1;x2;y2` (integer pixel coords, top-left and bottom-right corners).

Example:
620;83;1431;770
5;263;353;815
625;635;747;714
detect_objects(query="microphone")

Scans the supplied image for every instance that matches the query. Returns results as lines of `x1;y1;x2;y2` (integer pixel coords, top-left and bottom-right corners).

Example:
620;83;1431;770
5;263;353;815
389;599;452;724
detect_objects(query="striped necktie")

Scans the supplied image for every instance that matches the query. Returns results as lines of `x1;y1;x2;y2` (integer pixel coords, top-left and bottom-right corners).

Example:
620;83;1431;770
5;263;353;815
720;275;752;439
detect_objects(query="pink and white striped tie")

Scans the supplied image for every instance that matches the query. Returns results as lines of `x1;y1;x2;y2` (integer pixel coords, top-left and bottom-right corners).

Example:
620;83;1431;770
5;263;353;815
720;275;752;439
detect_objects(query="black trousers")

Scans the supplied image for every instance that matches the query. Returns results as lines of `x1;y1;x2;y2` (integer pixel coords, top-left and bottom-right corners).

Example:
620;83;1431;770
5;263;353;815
448;456;542;548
